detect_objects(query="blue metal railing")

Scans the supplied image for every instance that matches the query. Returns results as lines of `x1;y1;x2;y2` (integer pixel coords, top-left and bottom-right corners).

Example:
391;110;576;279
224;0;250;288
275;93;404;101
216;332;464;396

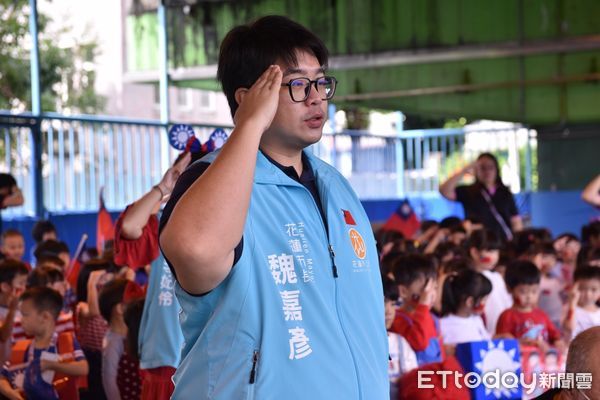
314;125;534;200
0;112;232;217
1;111;535;217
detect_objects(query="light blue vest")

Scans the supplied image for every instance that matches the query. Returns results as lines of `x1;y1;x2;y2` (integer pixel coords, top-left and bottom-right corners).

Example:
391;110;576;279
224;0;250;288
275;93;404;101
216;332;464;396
138;248;183;369
172;150;389;399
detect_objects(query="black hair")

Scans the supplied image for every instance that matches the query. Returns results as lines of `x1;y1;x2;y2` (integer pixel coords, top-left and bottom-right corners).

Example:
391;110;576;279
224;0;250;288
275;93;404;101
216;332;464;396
382;275;399;302
217;15;329;118
380;250;401;279
376;229;405;256
573;266;600;284
28;266;65;289
513;229;541;256
519;241;556;260
441;269;492;316
555;233;579;244
33;239;69;260
0;173;17;190
581;221;600;244
449;225;467;235
20;287;63;320
467;229;503;251
476;153;504;187
31;220;57;243
0;259;29;284
440;216;462;230
435;242;466;263
124;298;145;361
35;254;66;269
377;229;405;246
76;258;118;303
420;220;439;233
441;257;472;276
98;278;128;323
1;229;23;242
27;267;50;288
504;260;541;290
392;254;437;286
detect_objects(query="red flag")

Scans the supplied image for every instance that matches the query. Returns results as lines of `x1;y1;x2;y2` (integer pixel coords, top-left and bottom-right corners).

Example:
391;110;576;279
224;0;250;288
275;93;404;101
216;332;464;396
382;199;421;239
342;209;356;225
97;187;114;253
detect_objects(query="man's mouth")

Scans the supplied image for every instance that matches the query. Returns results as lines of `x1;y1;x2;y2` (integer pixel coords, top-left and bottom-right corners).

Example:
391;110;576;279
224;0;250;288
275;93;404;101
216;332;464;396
304;114;324;128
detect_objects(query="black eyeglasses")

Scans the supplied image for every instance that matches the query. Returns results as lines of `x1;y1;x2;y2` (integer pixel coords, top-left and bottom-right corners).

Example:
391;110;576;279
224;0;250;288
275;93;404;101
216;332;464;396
281;76;337;102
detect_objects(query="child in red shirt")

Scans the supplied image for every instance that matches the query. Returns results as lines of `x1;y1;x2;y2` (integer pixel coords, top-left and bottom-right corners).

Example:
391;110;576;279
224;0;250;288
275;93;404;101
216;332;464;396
496;260;566;354
389;254;444;366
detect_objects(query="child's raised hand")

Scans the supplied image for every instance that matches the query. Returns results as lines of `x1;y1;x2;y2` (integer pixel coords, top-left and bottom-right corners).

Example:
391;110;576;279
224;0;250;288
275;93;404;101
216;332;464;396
567;282;580;308
419;278;437;308
554;339;567;356
7;287;23;310
87;270;105;287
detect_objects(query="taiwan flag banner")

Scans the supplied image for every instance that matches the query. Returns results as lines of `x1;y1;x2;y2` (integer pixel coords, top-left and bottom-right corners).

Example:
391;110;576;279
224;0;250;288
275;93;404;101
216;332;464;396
455;339;523;400
382;199;420;239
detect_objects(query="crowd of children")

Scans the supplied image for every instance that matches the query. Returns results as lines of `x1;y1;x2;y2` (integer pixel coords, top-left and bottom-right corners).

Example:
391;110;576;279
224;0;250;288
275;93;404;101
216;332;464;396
0;199;598;399
379;217;600;399
0;219;150;400
0;151;190;400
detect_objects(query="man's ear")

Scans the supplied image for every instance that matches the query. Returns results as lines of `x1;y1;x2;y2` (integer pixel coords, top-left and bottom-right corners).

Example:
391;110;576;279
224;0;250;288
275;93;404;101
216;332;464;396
234;88;249;108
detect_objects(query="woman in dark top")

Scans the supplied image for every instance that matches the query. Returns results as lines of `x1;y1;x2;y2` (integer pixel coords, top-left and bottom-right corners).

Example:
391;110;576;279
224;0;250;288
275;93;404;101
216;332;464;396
440;153;523;242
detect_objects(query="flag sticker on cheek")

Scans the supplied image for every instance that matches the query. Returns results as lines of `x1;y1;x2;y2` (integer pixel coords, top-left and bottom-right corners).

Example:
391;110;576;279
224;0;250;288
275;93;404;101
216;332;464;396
348;228;366;259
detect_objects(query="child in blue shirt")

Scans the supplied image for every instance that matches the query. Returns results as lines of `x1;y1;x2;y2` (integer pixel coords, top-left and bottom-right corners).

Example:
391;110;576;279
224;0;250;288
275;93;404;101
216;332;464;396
0;287;88;400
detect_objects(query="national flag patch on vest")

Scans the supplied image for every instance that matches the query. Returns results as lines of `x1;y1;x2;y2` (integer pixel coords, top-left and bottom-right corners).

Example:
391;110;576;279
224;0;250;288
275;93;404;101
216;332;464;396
342;209;356;225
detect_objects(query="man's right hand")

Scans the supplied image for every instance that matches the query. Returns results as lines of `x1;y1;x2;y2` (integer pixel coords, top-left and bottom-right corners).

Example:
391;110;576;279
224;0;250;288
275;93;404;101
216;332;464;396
233;65;283;134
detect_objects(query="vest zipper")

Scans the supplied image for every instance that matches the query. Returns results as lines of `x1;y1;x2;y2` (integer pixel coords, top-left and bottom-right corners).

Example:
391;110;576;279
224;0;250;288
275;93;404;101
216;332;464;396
249;350;259;384
328;244;338;278
312;174;363;398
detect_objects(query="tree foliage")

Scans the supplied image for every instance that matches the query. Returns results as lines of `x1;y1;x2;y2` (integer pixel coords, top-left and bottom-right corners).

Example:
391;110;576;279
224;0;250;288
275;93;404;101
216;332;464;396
0;0;105;113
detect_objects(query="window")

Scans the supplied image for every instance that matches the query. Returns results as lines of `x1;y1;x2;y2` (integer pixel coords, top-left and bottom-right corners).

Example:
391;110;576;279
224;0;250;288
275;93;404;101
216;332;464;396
177;88;193;110
198;90;216;112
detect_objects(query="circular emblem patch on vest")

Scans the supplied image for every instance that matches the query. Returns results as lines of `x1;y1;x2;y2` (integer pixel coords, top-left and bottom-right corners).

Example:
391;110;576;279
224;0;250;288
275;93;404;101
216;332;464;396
348;228;366;260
